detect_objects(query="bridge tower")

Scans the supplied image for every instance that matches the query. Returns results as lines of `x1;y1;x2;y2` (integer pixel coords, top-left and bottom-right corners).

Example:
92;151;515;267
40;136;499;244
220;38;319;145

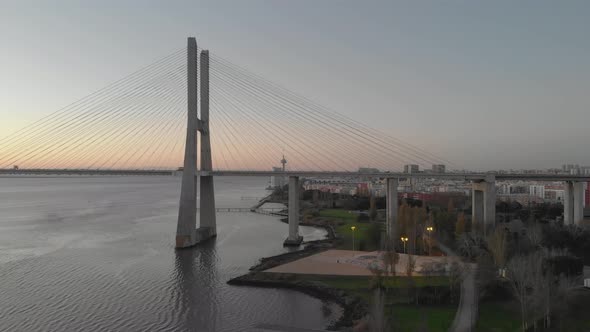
176;37;216;248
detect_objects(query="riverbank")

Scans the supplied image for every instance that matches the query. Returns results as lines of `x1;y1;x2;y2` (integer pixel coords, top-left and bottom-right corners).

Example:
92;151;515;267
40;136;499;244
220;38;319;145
278;217;338;242
228;271;367;330
228;221;366;330
229;205;463;331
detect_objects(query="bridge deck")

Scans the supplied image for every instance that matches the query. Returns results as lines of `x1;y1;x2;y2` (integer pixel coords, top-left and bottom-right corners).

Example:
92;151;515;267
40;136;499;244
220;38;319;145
2;169;590;182
208;170;590;182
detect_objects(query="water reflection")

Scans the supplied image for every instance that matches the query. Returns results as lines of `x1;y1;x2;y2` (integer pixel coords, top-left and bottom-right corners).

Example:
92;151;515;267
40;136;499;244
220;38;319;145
174;240;220;331
0;176;338;332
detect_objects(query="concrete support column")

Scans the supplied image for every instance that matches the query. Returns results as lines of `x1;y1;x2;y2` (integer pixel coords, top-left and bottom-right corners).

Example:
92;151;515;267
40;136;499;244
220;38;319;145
386;178;398;245
483;176;496;235
564;181;574;225
472;175;496;236
573;182;584;225
472;189;483;232
176;37;199;248
284;176;303;246
197;50;216;241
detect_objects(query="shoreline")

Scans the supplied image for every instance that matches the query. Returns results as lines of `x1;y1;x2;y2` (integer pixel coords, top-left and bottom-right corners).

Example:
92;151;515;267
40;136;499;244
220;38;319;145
228;222;367;331
228;271;367;330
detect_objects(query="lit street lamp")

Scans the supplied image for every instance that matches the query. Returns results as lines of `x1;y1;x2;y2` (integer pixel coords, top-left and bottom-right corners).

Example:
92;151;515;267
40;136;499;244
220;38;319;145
351;226;357;252
400;236;408;254
426;226;434;255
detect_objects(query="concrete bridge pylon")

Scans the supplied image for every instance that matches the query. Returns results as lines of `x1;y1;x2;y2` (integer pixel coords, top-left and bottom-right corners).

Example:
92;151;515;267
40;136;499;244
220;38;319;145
176;37;216;248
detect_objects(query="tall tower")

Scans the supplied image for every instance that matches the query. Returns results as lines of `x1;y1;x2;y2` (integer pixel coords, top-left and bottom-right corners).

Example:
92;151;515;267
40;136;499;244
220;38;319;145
281;154;287;172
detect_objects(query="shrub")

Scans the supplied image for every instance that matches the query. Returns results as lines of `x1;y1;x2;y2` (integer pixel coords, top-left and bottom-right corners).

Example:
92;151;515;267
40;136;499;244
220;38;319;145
479;278;512;301
357;214;370;223
543;255;583;277
367;222;383;249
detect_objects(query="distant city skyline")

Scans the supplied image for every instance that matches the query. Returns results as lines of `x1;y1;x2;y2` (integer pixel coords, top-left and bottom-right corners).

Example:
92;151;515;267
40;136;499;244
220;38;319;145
1;1;589;170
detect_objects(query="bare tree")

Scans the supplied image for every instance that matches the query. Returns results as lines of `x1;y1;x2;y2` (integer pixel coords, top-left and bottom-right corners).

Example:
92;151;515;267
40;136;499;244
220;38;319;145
506;252;544;331
526;223;543;250
368;288;389;332
405;254;416;277
448;260;464;304
369;263;385;290
531;250;578;329
381;245;399;277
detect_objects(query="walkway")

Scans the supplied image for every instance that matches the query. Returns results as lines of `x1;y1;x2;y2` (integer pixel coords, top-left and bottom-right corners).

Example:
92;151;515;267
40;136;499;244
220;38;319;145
248;324;331;332
436;241;478;332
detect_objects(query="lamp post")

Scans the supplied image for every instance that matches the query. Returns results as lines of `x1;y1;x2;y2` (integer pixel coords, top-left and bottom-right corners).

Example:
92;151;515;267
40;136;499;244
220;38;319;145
426;226;434;255
401;236;408;254
351;226;356;252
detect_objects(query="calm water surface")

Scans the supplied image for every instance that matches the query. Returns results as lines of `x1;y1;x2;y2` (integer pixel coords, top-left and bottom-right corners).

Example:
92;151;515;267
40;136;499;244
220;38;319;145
0;176;339;331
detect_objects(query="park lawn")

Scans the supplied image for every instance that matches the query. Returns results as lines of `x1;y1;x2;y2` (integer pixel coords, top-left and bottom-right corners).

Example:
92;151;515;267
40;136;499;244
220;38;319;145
319;209;357;220
477;291;590;332
476;302;521;332
390;304;456;332
292;273;456;331
319;209;378;250
305;275;450;290
293;274;451;304
555;290;590;332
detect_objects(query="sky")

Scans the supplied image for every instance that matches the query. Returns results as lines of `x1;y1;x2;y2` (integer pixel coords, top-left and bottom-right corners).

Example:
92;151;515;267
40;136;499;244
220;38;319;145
1;0;589;170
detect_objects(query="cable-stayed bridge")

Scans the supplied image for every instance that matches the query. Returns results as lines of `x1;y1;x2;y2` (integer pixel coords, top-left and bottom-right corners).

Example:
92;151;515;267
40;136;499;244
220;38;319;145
1;37;588;248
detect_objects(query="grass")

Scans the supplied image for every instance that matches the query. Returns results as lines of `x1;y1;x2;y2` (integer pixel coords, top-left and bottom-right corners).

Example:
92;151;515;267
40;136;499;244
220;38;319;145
476;291;590;332
319;208;379;250
318;209;357;220
299;275;450;289
311;208;457;330
292;273;455;328
390;304;456;332
476;302;521;332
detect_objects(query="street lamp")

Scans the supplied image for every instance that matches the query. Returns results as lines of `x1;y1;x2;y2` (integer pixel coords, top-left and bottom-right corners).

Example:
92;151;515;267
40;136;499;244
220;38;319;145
426;226;434;255
400;236;408;254
351;226;357;252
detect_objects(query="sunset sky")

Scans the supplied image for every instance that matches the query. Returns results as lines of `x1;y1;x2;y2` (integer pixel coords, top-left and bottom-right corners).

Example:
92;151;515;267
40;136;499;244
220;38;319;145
1;1;589;170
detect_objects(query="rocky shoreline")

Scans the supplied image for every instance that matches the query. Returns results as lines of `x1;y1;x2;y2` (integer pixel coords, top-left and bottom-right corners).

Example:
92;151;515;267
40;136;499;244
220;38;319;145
229;206;367;330
228;271;367;330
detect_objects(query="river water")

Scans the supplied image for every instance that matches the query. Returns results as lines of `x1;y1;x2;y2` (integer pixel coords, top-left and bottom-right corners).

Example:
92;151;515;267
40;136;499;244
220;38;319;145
0;176;340;332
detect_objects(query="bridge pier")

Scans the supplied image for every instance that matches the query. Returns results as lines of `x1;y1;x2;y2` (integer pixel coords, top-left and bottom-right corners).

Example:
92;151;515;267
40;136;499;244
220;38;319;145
176;38;216;248
386;178;398;245
471;175;496;236
198;50;217;239
564;181;584;225
176;37;199;248
284;176;303;246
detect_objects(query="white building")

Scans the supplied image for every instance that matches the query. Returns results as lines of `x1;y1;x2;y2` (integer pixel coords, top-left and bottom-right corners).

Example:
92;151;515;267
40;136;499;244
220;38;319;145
529;185;545;199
